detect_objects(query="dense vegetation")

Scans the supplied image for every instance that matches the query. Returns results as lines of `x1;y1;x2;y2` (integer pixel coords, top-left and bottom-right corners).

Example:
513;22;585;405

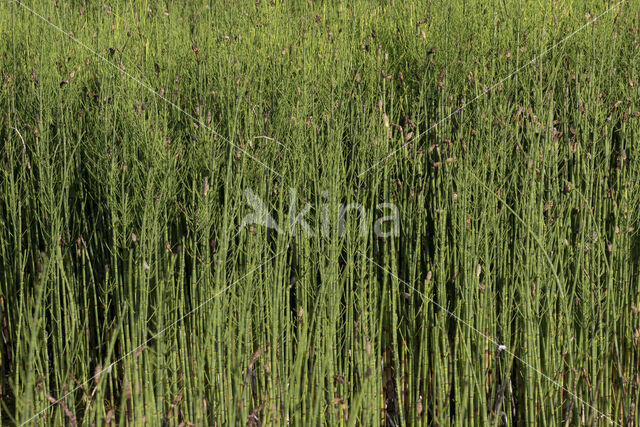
1;0;639;425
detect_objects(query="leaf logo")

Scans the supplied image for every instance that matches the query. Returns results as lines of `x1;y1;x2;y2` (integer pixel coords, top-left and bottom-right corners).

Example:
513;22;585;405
241;189;283;233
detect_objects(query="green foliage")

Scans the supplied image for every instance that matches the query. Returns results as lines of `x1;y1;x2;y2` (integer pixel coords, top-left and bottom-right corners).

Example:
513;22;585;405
1;0;639;425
